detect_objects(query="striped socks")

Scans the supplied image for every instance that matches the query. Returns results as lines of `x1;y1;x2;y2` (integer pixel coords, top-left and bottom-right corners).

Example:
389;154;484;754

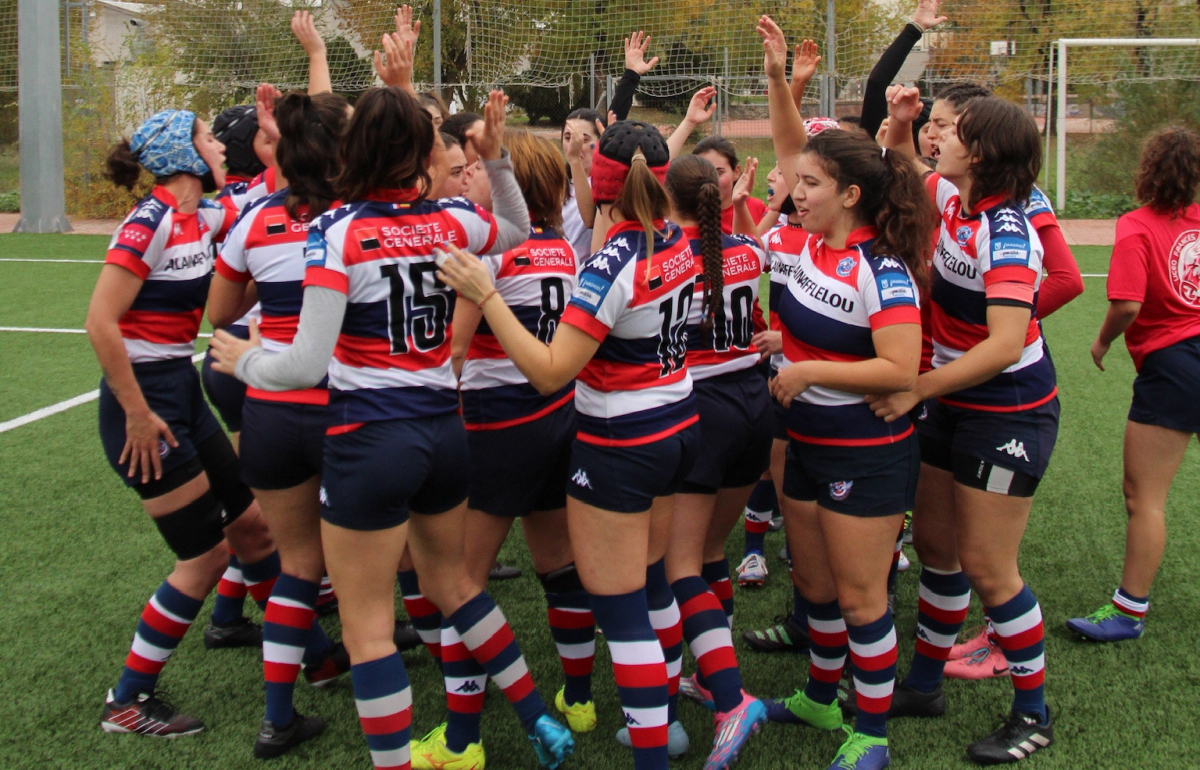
672;575;743;713
240;551;282;608
743;479;776;556
210;553;248;625
846;612;898;739
701;559;734;626
987;585;1047;721
440;622;487;752
1113;587;1149;619
590;588;668;770
448;591;547;734
804;599;848;706
904;567;970;692
113;580;203;704
352;653;413;770
262;574;320;727
645;560;682;724
398;570;442;662
542;567;595;706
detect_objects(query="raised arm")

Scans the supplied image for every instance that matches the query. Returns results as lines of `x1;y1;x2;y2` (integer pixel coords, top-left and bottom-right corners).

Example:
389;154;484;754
467;90;531;253
610;31;659;121
860;0;946;139
789;38;821;112
731;157;762;238
882;84;929;174
667;86;716;160
565;121;600;229
375;31;417;98
758;16;808;193
292;11;331;95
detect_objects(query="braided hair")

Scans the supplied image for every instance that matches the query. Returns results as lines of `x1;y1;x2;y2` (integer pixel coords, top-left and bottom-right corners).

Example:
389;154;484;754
666;154;724;334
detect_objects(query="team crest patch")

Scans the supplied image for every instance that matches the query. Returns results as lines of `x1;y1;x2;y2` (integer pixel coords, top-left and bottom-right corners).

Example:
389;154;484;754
356;227;381;251
158;439;171;459
829;480;853;501
836;256;855;277
1169;230;1200;306
956;226;972;246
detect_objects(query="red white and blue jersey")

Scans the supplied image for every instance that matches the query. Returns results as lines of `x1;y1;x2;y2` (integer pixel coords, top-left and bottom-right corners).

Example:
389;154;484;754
106;186;235;363
559;220;700;446
680;227;768;380
766;221;809;373
217;167;278;220
777;227;921;445
461;227;577;429
216;190;330;405
927;174;1056;412
303;190;499;430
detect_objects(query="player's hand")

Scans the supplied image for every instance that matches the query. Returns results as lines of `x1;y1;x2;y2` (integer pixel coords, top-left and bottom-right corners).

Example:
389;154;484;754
121;409;177;484
291;10;325;57
375;32;414;90
756;15;789;81
791;38;821;86
468;90;508;162
435;243;495;305
770;362;814;408
752;330;782;360
624;30;660;75
394;4;421;49
683;86;717;127
255;83;283;144
1090;337;1110;371
865;389;922;423
564;123;588;164
886;84;924;124
912;0;948;32
732;157;759;207
209;318;262;378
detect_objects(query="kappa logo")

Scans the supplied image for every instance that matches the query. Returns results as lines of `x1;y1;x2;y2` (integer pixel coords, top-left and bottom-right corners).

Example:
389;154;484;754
1009;665;1034;675
623;712;640;726
319;486;329;506
829;480;853;501
916;627;930;641
590;254;612;274
918;404;929;421
836;256;855;277
455;681;482;693
571;469;592;489
879;257;902;270
996;439;1030;462
172;222;184;238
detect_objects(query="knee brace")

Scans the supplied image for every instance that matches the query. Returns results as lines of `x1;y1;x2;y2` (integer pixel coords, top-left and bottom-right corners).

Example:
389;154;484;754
538;563;585;594
195;432;255;523
153;490;226;561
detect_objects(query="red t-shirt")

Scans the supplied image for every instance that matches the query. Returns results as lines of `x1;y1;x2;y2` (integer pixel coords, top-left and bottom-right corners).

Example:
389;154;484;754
1108;203;1200;371
721;197;770;235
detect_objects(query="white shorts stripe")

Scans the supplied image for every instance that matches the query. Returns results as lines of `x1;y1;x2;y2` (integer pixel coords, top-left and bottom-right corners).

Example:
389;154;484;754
986;465;1016;495
355;688;413;719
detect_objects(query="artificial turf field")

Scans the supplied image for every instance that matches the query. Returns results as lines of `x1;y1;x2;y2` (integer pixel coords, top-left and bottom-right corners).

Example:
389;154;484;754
1;234;1197;769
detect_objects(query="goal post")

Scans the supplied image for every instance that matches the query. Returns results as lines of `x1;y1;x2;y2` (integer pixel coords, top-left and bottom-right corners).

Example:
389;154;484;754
1053;37;1200;212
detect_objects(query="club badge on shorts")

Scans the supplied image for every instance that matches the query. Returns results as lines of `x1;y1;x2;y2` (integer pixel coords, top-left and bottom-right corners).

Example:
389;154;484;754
829;480;853;501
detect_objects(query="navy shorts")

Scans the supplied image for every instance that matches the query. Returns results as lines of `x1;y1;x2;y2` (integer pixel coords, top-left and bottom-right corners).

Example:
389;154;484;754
99;358;223;492
783;434;919;517
239;399;328;491
200;325;249;433
567;423;700;514
919;398;1059;497
681;368;772;493
1129;335;1200;434
467;401;575;517
320;413;469;531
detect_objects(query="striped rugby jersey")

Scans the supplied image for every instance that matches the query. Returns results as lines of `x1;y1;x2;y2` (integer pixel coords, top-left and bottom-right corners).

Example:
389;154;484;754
215;170;279;328
559;219;700;446
927;174;1056;412
680;227;768;380
777;227;921;446
106;186;235;363
215;190;330;405
766;220;809;373
303;190;498;430
461;227;577;429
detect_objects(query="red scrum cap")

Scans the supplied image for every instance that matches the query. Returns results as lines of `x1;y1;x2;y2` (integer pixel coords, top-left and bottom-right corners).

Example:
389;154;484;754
590;120;670;203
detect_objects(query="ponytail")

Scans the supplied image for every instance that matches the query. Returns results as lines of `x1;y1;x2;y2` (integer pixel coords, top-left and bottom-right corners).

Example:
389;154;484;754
666;153;725;333
104;140;143;191
875;147;934;289
275;91;350;221
612;150;670;252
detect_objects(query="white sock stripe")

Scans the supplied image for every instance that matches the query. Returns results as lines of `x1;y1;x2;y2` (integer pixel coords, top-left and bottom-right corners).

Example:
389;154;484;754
222;566;245;581
355;688;413;719
916;624;958;649
921;565;961;576
459;606;507;649
416;629;441;644
551;607;592;616
267;596;311;610
262;640;306;665
490;658;530;690
810;653;847;671
990;604;1043;638
665;658;682;678
608;639;665;665
370;747;411;767
918;583;971;611
808;617;847;634
623;705;668;728
1008;652;1045;675
648;605;681;628
440;624;464;646
131;636;174;663
848;628;896;659
555;641;596;659
986;465;1016;495
851;678;895;699
744;508;773;523
147;595;192;625
1112;590;1149;613
444;674;488;691
689;627;734;659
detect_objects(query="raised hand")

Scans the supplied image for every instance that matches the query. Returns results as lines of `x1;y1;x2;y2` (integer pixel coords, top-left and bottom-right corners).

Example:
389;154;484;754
732;156;759;206
624;30;660;75
912;0;948;32
756;15;789;81
886;84;924;123
467;90;509;162
375;32;414;92
792;38;821;86
684;86;717;126
394;4;421;49
255;82;283;143
291;10;325;57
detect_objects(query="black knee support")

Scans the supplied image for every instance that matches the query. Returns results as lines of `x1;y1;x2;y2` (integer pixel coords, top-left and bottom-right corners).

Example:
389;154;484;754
195;432;255;522
538;563;585;594
153;490;227;560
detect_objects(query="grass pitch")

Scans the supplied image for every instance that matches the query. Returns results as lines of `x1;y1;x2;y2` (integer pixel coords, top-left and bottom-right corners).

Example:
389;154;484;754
1;237;1197;769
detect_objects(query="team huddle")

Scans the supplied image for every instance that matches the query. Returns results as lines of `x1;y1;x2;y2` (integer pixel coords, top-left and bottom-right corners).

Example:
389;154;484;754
83;2;1200;770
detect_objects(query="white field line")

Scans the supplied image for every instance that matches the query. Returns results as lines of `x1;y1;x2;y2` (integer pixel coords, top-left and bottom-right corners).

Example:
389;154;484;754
0;326;212;338
0;257;103;263
0;351;206;434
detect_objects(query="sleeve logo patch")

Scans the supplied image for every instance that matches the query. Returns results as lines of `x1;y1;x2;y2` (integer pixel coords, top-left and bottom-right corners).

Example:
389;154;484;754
573;273;612;312
991;237;1031;266
878;274;915;305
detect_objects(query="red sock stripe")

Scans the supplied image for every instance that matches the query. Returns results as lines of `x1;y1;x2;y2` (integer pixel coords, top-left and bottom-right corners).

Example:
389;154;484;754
446;691;486;711
1011;669;1045;690
997;621;1044;651
548;607;595;629
808;628;848;648
744;519;770;534
849;647;898;673
652;623;683;650
891;549;901;565
917;598;969;626
808;662;843;683
441;641;472;663
246;578;278;605
359;709;412;736
501;673;536;702
561;656;594;676
217;576;248;599
124;651;165;675
678;593;714;620
142;604;190;638
265;602;316;630
613;661;666;689
264;661;302;684
696;647;739;676
914;638;952;661
402;595;439;618
855;693;891;715
709;579;733;603
627;724;669;748
466;622;515;665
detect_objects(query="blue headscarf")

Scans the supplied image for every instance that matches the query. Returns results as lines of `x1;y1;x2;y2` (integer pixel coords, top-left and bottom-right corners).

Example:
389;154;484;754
130;109;210;179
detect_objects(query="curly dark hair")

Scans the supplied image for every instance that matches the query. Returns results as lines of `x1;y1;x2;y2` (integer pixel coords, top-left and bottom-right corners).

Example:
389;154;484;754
955;97;1041;213
1135;126;1200;216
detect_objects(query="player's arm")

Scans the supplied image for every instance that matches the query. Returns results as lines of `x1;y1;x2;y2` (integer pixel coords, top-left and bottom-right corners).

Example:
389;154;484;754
758;17;808;193
85;265;178;483
772;323;921;408
667;87;716;160
1090;301;1141;371
1034;222;1083;318
207;274;259;329
291;10;331;95
450;295;483;379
